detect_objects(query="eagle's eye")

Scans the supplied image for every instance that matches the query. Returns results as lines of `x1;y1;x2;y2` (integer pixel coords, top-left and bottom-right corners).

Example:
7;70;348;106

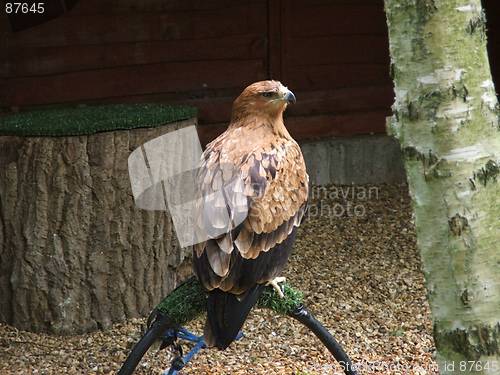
261;91;274;98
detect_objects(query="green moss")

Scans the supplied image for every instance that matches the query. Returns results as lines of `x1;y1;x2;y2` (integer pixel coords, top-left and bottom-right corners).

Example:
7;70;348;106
154;278;304;326
0;103;197;137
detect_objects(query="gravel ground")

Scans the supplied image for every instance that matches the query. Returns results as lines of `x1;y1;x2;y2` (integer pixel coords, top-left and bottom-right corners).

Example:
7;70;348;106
0;184;438;374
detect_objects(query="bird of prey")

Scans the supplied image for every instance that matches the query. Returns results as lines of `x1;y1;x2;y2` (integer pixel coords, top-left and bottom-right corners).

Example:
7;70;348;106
193;80;309;349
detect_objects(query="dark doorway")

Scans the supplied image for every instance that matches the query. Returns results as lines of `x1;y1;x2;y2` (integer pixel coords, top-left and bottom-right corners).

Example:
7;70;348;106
483;0;500;98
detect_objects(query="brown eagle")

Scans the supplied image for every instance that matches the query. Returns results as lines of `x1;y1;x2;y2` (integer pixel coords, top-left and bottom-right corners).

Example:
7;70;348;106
193;80;309;349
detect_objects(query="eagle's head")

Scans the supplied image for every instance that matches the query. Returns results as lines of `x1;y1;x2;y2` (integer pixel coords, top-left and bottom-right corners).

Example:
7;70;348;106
231;80;296;122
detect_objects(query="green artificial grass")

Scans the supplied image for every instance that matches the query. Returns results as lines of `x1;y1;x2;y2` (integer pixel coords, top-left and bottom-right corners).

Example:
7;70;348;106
0;104;197;137
156;277;206;326
155;277;304;327
257;283;303;314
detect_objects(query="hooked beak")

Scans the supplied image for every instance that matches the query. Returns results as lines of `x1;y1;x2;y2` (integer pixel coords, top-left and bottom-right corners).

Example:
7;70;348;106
283;89;296;104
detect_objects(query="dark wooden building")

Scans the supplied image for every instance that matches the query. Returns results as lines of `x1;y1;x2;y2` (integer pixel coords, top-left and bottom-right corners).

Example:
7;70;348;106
1;0;499;145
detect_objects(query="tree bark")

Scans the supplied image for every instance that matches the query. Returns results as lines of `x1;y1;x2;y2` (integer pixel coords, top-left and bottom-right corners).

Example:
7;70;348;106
384;1;500;372
0;119;195;334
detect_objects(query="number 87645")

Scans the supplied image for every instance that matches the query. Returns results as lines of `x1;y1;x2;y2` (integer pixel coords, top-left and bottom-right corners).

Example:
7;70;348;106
5;2;45;14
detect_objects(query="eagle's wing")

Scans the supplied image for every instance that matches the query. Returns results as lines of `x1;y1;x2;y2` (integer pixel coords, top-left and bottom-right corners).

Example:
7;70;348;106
193;133;308;290
233;142;308;259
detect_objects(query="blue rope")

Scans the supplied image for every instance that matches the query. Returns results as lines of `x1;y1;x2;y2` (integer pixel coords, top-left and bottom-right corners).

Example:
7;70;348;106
161;327;244;374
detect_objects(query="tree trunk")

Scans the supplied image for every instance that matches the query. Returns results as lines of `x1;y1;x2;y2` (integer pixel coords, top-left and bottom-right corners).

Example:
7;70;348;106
0;119;195;334
384;0;500;372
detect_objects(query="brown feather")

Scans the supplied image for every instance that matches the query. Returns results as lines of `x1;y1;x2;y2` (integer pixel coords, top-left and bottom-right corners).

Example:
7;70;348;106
206;241;231;277
216;234;234;254
234;227;253;255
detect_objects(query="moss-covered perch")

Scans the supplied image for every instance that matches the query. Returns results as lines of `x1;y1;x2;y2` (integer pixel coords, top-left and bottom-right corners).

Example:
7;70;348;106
0;104;197;334
119;277;357;375
153;276;304;327
0;103;197;136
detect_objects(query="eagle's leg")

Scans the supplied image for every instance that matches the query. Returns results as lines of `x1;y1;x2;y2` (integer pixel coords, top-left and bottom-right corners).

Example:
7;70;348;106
266;276;287;298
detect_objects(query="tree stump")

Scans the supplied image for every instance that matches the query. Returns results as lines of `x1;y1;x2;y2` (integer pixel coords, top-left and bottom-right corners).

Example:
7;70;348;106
0;104;197;334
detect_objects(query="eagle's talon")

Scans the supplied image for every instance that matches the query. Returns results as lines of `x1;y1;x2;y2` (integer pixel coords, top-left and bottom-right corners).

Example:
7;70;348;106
266;276;286;298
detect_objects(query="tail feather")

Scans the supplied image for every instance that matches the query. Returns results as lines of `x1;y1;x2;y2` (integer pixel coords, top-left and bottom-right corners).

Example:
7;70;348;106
206;284;265;349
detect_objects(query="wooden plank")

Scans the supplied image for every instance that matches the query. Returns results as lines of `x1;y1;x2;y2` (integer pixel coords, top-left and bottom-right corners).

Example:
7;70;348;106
4;35;266;77
4;60;266;106
287;85;393;116
288;3;387;36
70;0;266;15
167;85;394;126
279;0;291;82
267;0;283;79
292;0;384;5
1;84;392;132
286;35;390;66
5;3;267;47
182;85;393;125
197;110;389;145
177;97;234;125
286;111;389;140
285;64;391;91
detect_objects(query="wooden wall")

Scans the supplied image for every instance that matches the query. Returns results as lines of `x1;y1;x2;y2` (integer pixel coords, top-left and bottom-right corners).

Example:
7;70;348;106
279;0;393;141
1;0;396;144
1;0;268;146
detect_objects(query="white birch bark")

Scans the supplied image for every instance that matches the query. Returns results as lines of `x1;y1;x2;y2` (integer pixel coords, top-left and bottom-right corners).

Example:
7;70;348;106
384;0;500;373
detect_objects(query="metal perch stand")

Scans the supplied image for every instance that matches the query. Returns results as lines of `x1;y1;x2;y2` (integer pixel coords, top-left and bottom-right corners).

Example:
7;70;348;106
118;277;358;375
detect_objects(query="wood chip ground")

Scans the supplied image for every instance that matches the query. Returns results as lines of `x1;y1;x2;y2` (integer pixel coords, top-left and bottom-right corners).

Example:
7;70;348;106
0;184;439;374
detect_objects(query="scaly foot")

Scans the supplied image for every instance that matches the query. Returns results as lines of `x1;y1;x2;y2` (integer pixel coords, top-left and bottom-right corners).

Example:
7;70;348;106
266;276;286;298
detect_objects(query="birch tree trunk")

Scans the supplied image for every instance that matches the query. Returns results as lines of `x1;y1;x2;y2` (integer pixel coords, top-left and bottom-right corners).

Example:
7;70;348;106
384;0;500;373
